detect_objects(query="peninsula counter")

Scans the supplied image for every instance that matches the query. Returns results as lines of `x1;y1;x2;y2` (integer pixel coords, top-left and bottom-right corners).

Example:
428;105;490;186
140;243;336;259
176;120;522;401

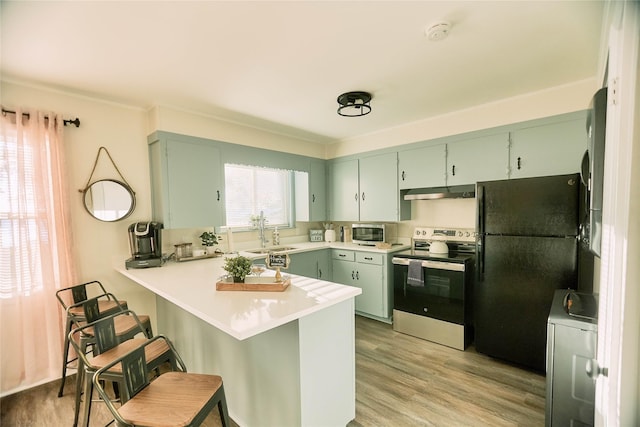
116;256;361;427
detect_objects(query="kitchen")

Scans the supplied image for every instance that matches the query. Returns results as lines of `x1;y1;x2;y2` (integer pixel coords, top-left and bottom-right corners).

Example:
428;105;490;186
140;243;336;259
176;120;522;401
1;1;638;426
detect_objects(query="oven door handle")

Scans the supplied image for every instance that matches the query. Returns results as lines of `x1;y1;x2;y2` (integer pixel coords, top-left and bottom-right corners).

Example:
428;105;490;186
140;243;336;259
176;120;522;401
392;257;465;272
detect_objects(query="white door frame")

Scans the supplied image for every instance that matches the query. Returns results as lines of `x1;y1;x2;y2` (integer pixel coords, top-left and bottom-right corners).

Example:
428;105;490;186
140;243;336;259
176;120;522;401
595;2;639;426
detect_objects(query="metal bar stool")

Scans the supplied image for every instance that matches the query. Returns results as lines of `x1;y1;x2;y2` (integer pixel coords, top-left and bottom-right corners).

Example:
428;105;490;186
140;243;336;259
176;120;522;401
93;336;231;427
69;308;172;427
56;280;128;397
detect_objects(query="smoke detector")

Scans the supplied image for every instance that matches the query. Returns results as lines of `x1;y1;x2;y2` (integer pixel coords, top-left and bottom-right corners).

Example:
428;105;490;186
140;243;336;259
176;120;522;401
425;22;451;41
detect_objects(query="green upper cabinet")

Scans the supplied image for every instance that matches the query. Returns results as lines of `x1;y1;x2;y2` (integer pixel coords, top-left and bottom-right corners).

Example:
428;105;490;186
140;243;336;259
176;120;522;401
359;152;399;221
295;158;327;222
148;136;224;229
508;117;586;179
329;152;401;222
398;144;446;190
329;158;360;221
446;133;510;186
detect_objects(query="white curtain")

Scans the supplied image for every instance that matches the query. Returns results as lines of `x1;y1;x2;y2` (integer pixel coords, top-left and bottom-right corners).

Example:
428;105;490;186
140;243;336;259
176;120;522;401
0;108;77;394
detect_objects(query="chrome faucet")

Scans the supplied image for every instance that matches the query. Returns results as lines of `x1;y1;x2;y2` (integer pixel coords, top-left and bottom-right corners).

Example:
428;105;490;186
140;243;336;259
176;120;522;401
256;211;269;248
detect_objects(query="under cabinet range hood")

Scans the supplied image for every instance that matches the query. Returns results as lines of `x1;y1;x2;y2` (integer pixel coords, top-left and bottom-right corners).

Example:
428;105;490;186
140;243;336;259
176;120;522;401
403;185;476;200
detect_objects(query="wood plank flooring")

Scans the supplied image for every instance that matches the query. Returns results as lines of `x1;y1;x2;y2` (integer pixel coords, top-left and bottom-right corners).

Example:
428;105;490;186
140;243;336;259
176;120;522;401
1;315;545;426
349;315;545;427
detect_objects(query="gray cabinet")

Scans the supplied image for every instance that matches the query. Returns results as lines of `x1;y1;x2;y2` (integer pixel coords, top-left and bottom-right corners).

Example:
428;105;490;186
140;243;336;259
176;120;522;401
329;152;400;222
148;136;224;229
288;249;331;281
509;117;586;179
446;133;510;185
331;249;390;320
398;144;447;189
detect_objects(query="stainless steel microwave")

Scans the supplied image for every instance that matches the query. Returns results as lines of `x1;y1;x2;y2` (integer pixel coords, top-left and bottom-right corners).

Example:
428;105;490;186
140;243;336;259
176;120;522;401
352;223;386;245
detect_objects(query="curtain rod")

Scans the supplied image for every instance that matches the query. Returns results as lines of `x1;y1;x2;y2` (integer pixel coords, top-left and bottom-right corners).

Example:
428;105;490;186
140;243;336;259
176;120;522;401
1;108;81;128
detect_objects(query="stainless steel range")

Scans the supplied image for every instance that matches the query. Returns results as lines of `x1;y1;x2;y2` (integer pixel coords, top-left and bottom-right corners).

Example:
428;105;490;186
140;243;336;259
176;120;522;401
392;226;476;350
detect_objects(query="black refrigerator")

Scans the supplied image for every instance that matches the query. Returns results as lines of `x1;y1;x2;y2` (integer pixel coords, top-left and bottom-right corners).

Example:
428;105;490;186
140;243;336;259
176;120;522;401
475;173;590;372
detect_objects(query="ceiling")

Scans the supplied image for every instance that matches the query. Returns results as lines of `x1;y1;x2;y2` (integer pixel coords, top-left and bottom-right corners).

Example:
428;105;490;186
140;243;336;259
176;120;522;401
1;1;605;144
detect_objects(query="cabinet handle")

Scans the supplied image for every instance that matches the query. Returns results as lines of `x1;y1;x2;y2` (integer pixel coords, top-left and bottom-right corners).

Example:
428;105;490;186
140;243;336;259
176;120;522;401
452;165;456;176
217;190;220;201
361;192;365;201
318;268;322;278
351;271;355;280
356;271;359;280
355;193;358;202
339;254;346;258
402;171;406;181
312;194;316;203
364;256;373;260
517;157;521;170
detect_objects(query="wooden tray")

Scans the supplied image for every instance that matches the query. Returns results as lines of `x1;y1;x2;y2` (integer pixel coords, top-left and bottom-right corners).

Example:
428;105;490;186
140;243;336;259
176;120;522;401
216;276;291;292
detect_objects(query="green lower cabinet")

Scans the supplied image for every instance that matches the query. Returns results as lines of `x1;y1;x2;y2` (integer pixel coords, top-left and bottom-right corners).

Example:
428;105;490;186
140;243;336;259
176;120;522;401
331;249;390;321
287;249;331;281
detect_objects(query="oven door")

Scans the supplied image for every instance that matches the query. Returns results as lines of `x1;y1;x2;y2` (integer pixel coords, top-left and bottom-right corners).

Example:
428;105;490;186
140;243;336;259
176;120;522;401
392;258;466;324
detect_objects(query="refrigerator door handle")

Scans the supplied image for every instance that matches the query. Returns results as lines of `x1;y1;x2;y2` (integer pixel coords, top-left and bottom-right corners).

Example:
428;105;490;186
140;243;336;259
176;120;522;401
477;184;485;276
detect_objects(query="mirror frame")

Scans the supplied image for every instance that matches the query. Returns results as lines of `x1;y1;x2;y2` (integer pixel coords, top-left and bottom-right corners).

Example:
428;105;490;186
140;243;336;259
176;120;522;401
82;179;136;222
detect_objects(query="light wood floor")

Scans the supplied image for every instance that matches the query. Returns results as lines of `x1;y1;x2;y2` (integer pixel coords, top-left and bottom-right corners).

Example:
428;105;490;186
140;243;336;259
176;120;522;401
1;315;545;426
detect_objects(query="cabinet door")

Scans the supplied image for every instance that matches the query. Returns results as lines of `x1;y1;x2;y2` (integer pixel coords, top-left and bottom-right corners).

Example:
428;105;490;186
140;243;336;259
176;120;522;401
309;159;327;221
354;262;384;317
332;259;355;286
329;159;359;221
149;138;224;229
398;144;447;189
447;133;509;186
287;251;318;278
316;249;332;281
509;118;586;179
359;152;398;221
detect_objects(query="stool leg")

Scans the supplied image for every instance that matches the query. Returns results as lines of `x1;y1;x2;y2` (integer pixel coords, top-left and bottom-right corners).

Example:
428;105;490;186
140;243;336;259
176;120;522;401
217;387;230;427
58;316;73;397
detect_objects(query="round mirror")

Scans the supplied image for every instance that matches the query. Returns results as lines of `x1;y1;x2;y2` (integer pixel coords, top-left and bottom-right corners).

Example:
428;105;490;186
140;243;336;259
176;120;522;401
83;179;136;222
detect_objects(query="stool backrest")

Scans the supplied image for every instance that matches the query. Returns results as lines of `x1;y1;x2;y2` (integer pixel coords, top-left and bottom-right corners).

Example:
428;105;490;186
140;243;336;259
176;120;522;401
56;280;107;310
120;345;150;402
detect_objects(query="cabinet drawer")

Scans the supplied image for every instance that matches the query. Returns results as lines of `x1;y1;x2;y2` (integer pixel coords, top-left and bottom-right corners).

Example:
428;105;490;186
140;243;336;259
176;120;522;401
332;249;355;262
356;252;383;265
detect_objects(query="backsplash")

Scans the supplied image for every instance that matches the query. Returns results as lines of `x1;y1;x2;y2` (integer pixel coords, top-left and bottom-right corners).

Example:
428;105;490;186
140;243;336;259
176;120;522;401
397;198;477;239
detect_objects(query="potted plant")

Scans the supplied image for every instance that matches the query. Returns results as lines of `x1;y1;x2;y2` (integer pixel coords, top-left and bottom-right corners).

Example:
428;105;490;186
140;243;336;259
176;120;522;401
223;255;253;282
199;231;218;254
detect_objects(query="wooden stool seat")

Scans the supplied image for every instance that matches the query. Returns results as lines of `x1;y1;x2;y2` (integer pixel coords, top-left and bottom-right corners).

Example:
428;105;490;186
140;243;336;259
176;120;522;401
118;372;225;426
68;299;126;317
82;314;151;338
91;338;170;373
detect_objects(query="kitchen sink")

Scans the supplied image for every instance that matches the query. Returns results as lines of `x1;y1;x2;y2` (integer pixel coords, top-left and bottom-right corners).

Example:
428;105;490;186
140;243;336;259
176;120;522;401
245;246;297;254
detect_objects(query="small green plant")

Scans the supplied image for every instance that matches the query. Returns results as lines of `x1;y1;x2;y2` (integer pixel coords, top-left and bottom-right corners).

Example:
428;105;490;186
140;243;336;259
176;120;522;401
223;256;253;281
199;231;218;247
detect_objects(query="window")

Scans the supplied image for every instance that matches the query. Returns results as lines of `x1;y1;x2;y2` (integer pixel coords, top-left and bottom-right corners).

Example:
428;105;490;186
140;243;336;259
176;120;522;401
0;133;44;298
224;164;292;229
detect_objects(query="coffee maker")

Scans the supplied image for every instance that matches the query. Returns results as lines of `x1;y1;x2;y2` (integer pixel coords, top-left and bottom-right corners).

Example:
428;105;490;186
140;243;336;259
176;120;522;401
125;221;164;269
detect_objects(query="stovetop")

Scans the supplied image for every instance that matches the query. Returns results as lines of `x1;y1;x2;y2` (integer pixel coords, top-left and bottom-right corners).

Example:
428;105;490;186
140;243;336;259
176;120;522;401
393;248;475;264
393;226;477;263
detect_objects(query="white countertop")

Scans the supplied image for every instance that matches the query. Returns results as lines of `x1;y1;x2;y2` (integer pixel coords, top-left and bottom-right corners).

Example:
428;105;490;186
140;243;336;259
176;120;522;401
236;241;410;259
115;256;362;341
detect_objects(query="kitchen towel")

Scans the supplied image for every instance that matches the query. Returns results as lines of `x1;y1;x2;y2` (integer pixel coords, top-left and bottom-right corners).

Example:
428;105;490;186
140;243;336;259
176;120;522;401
407;260;424;287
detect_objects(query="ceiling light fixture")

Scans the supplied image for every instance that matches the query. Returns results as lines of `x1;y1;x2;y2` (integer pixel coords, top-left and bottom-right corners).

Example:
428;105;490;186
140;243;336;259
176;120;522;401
337;91;372;117
425;22;451;41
